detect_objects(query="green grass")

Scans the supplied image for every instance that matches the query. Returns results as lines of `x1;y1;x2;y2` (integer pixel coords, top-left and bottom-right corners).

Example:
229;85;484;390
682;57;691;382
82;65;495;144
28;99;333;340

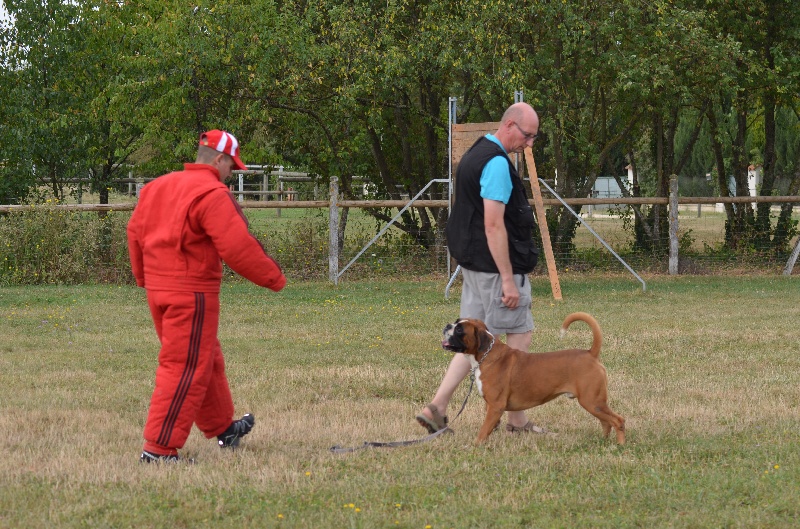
1;275;799;528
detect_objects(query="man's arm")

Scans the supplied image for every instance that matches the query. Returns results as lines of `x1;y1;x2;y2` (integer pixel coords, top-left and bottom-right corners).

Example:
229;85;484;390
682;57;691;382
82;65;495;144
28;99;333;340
483;198;520;308
199;189;287;292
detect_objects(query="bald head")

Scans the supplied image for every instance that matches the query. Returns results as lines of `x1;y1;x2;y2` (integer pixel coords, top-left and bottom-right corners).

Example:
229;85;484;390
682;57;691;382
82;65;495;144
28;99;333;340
500;102;536;124
495;102;539;154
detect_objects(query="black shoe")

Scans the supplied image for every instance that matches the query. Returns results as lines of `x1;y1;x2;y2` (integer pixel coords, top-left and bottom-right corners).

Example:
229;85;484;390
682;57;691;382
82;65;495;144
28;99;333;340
217;413;255;448
140;450;180;463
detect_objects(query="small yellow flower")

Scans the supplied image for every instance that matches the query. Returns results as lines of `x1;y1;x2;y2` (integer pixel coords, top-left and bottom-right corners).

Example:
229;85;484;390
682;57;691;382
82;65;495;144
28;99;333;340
305;471;311;476
277;513;283;519
774;464;780;470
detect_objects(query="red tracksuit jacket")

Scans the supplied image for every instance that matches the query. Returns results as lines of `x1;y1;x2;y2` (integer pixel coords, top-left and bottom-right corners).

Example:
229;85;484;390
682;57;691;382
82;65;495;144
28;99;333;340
127;163;286;292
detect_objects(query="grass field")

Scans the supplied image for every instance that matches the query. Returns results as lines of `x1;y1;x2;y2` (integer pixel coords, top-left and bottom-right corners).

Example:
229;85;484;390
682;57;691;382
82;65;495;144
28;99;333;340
1;274;799;528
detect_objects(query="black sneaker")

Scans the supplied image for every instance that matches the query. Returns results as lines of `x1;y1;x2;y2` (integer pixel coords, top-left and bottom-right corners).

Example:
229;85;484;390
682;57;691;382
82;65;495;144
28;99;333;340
217;413;255;448
140;450;180;463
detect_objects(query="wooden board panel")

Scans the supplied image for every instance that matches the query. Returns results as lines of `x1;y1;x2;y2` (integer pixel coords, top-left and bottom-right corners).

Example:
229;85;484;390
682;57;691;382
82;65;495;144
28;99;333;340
452;122;500;167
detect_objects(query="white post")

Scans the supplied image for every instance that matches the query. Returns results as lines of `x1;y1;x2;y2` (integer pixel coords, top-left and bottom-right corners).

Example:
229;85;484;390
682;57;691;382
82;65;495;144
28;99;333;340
237;173;244;202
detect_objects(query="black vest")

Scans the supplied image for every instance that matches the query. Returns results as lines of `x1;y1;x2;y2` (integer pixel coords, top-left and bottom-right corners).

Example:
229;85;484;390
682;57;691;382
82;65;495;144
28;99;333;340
446;136;539;274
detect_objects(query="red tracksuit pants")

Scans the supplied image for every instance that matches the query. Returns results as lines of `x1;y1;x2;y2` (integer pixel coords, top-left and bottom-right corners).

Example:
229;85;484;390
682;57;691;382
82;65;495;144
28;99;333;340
143;290;234;455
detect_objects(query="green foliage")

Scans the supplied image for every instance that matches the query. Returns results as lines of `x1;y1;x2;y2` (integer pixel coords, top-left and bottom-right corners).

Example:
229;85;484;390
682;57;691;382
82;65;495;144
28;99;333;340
0;166;33;205
0;205;132;284
2;201;797;286
1;0;799;251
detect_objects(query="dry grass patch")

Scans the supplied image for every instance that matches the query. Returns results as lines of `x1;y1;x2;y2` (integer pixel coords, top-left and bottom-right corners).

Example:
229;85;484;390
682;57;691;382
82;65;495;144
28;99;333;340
1;276;798;528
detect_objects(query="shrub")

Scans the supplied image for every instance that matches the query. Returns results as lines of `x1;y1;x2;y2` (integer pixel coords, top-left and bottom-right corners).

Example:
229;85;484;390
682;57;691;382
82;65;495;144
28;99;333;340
0;205;132;285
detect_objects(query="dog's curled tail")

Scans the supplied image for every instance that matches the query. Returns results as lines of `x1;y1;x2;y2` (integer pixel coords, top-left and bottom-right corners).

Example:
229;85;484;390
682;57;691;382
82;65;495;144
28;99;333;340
559;312;602;358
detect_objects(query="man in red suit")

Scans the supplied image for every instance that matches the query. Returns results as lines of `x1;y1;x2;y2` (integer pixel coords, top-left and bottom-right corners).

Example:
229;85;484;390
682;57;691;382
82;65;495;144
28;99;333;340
128;130;286;463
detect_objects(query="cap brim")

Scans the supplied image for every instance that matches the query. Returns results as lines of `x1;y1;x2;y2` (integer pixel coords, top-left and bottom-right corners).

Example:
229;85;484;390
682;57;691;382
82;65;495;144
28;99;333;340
233;155;247;171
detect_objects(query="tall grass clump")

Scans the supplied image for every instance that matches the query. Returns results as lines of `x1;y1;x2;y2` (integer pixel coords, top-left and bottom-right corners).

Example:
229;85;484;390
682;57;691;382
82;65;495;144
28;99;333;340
250;208;445;281
0;203;132;285
255;209;330;280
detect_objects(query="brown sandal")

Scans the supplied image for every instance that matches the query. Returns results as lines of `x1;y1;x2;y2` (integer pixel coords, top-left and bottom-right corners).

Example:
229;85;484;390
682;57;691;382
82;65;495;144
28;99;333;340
505;421;552;435
415;404;449;433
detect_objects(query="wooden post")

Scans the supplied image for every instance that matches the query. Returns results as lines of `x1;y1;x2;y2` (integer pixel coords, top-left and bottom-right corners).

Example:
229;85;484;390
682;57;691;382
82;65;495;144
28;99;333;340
329;176;339;284
276;166;283;218
277;179;283;218
523;147;562;301
669;175;679;275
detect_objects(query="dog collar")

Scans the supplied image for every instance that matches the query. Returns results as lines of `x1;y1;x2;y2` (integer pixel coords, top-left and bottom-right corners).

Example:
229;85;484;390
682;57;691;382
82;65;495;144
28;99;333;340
477;334;495;366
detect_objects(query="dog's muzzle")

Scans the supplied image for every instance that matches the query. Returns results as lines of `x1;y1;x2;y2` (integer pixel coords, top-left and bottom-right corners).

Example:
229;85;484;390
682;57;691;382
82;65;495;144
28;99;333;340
442;320;467;352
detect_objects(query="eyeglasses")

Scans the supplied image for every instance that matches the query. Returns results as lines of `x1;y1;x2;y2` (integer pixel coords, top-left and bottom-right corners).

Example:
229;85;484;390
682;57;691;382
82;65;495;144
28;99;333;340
513;122;539;142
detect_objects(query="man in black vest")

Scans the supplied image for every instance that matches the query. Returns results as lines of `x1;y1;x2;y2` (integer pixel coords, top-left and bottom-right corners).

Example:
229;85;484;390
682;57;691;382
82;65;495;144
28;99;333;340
416;102;547;435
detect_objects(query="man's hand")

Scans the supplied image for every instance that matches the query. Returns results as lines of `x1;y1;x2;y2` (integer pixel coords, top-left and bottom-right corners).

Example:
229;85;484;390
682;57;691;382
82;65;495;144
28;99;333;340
501;276;520;308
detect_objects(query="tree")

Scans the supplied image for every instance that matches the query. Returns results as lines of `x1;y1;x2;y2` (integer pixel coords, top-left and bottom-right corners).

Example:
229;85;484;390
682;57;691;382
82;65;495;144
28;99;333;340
244;0;462;250
0;0;146;205
700;0;800;252
0;0;88;203
499;0;739;256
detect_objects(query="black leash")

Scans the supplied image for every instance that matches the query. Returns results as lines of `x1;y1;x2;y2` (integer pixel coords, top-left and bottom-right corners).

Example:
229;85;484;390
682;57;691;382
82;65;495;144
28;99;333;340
329;374;476;454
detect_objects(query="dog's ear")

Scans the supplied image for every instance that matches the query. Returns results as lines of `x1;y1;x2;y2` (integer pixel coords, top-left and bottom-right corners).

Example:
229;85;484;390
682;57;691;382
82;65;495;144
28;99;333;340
476;326;493;354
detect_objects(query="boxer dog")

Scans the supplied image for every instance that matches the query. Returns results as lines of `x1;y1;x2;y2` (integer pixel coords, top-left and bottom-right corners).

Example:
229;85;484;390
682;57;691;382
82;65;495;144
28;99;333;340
442;312;625;444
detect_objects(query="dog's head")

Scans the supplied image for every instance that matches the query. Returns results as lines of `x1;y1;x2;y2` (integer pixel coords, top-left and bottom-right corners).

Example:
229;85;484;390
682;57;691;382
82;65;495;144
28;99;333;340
442;318;494;357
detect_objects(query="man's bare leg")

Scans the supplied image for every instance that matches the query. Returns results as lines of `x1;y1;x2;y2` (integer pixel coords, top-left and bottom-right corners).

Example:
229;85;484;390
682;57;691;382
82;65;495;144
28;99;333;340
419;353;471;422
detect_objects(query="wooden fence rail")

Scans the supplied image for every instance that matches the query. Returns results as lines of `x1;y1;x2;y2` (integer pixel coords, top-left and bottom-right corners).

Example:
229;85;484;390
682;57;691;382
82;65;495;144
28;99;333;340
2;193;798;280
3;195;799;213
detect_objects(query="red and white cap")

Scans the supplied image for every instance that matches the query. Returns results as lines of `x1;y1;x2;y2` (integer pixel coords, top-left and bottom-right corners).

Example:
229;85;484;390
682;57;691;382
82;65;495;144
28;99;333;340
199;130;247;171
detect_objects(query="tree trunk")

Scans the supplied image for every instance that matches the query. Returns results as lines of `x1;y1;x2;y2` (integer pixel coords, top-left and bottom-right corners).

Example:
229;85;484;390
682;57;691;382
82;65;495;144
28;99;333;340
755;89;777;250
706;103;735;229
729;99;753;248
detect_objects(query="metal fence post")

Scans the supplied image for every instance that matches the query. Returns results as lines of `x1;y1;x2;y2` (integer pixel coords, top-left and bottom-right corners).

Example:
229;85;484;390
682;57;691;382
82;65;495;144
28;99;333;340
669;175;679;275
784;236;800;276
329;176;339;284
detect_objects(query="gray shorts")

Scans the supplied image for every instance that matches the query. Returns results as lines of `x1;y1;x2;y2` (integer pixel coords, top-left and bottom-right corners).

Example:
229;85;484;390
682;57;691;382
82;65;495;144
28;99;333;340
460;268;534;336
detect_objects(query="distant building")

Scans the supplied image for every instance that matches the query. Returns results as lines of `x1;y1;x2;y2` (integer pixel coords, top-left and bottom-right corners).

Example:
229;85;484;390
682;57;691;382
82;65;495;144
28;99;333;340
592;165;634;198
592;176;626;199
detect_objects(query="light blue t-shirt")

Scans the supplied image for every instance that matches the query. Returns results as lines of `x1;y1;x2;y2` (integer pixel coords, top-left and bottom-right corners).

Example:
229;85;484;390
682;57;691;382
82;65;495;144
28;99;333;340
479;134;512;204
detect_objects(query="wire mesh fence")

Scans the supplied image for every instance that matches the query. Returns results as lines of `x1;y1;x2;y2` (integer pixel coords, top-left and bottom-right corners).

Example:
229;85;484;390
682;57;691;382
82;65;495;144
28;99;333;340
1;191;799;285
